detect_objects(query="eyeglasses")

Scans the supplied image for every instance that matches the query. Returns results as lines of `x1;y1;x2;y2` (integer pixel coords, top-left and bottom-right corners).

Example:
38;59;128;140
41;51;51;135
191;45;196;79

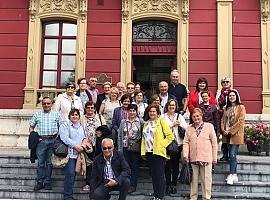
102;146;112;151
90;80;97;82
67;86;75;89
222;81;230;84
127;87;134;89
86;106;95;109
80;82;87;85
42;102;51;105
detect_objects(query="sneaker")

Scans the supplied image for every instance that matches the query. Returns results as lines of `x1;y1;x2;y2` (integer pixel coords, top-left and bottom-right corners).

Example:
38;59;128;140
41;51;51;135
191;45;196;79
34;182;44;191
82;185;90;191
232;174;238;182
44;183;52;190
226;174;233;185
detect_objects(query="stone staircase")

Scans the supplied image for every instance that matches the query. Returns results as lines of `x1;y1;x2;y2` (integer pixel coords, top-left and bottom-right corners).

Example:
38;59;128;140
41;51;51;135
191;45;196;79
0;150;270;200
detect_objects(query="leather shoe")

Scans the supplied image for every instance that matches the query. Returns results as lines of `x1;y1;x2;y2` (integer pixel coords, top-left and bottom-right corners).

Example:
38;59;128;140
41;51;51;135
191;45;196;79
220;156;229;161
165;186;171;195
44;183;52;190
171;186;177;194
34;182;44;191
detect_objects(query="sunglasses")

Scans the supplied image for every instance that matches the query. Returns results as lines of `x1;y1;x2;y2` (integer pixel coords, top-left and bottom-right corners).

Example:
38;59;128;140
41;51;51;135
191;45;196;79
102;146;112;151
67;86;75;89
222;81;230;84
127;87;134;89
86;106;95;109
42;102;51;105
90;80;97;82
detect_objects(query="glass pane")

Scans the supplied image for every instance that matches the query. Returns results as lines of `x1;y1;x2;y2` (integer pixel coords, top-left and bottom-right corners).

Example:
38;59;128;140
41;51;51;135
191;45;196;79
44;23;59;36
42;71;57;86
63;23;77;36
43;55;58;69
44;39;58;53
62;39;76;54
61;71;75;87
61;55;75;70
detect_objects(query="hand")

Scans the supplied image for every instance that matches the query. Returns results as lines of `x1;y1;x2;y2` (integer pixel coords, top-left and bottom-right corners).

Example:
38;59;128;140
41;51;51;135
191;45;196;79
212;160;217;166
182;157;189;164
173;120;180;127
223;131;228;136
105;178;117;187
74;145;84;153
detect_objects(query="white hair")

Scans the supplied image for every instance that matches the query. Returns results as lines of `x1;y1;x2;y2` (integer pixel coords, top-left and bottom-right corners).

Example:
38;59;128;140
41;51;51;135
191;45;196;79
170;69;179;76
101;138;114;146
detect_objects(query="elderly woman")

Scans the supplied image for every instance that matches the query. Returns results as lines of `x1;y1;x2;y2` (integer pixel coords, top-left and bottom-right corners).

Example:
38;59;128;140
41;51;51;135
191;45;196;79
188;77;216;113
118;104;143;193
162;99;188;195
133;91;148;119
59;109;85;200
141;104;174;200
54;82;84;122
80;101;106;191
99;87;120;128
75;77;92;108
183;108;218;200
116;82;126;100
221;89;246;185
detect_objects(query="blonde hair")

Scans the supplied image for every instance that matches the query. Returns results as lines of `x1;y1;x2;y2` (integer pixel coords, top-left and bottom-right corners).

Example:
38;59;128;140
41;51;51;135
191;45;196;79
109;87;119;99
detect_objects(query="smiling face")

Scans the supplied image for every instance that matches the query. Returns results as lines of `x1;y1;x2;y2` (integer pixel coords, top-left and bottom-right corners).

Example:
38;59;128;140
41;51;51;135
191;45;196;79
159;81;168;95
122;98;131;109
89;78;97;88
66;85;75;96
221;80;231;89
127;84;135;95
128;108;137;119
198;82;206;91
42;98;52;112
192;110;203;126
135;92;143;103
103;84;111;94
79;79;88;91
148;107;158;121
167;100;177;113
69;111;80;123
201;92;210;103
102;139;114;159
170;71;179;85
228;91;237;103
85;104;95;116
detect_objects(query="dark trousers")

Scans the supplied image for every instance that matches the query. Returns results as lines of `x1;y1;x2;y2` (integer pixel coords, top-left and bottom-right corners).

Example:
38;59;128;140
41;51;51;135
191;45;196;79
146;153;166;199
221;143;229;157
165;146;182;186
86;150;95;185
123;148;140;188
91;178;130;200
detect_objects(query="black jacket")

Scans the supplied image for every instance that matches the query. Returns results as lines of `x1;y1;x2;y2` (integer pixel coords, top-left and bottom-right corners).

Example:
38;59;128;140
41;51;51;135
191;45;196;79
90;150;130;189
28;131;40;163
75;90;92;103
95;93;106;112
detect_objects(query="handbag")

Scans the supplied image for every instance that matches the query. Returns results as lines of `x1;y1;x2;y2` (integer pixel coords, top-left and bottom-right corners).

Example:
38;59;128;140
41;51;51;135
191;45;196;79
177;113;186;139
53;125;71;158
179;163;193;184
52;154;70;168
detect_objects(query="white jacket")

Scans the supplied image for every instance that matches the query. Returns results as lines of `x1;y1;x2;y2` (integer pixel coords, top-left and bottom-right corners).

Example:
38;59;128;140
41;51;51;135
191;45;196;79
54;92;84;122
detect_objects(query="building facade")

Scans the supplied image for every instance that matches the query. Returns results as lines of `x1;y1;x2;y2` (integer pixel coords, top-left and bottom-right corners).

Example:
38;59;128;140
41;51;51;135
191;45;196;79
0;0;269;114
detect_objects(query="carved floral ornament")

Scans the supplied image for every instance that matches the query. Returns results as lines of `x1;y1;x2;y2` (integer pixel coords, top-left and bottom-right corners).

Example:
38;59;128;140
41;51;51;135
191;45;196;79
261;0;270;22
29;0;87;22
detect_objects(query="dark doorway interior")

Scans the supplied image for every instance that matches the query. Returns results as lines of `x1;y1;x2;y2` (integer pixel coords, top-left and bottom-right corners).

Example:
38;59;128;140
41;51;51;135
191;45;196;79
133;55;176;98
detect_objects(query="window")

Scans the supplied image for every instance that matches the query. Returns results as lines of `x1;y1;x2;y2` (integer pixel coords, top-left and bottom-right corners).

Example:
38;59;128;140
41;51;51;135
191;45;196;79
40;22;77;88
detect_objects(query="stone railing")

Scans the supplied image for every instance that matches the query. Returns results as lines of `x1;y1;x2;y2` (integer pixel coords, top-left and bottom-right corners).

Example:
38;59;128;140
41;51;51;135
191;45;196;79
36;89;65;107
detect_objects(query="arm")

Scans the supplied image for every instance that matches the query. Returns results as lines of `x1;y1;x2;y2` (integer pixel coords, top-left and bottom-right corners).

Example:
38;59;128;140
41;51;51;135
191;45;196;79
209;124;218;163
90;159;98;190
29;114;37;133
221;108;227;135
213;106;220;136
182;128;190;162
112;108;119;131
59;124;76;148
54;94;61;112
117;120;125;151
229;105;246;135
209;91;216;104
187;91;195;112
182;97;188;112
179;114;188;129
99;103;105;114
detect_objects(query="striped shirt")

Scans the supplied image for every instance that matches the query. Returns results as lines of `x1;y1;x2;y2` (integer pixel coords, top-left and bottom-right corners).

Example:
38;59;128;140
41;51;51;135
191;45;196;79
103;155;115;180
29;110;62;136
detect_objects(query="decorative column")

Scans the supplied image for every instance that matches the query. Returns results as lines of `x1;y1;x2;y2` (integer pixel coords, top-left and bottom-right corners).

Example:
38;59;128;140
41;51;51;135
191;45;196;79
261;0;270;114
216;0;233;89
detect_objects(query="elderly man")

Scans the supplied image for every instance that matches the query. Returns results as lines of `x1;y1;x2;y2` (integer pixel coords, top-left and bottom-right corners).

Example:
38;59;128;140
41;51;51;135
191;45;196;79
29;97;62;191
90;138;130;200
88;76;99;103
159;81;176;111
168;69;188;115
126;82;135;100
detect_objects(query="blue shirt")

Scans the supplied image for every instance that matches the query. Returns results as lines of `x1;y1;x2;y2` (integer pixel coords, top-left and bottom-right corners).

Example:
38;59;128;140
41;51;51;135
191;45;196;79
59;121;85;159
29;110;62;136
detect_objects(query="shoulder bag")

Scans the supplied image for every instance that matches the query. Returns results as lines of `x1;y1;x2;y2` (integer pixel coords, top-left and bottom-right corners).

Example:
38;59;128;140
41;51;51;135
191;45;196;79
177;113;186;139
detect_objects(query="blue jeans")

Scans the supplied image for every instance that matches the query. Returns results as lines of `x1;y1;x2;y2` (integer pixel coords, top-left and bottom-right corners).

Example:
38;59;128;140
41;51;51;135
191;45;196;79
64;159;76;200
229;144;239;173
123;148;140;188
36;139;55;184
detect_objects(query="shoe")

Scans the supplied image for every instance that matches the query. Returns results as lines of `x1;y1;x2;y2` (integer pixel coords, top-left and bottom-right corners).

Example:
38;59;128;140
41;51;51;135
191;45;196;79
34;182;44;191
232;174;238;182
165;186;171;195
220;156;229;161
226;174;233;185
128;186;136;194
170;186;177;194
44;183;52;190
82;184;90;191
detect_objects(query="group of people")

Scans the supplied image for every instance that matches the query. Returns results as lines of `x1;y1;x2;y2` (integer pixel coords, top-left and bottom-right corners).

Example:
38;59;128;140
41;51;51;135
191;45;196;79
29;69;246;200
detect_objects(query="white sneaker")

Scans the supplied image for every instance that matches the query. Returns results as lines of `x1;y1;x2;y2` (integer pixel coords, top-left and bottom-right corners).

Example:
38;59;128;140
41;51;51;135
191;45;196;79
226;174;234;185
232;174;238;182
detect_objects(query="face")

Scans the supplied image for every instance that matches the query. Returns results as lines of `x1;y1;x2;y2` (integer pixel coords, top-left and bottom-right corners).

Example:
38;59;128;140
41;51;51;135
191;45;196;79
198;82;206;91
167;101;177;113
110;90;118;100
42;99;52;112
122;98;130;108
135;84;141;92
128;108;137;119
103;84;111;94
135;92;143;103
79;79;88;90
70;112;80;123
102;140;114;159
127;84;135;94
153;97;160;106
192;111;203;125
117;84;125;93
201;93;210;103
149;107;158;120
159;82;168;94
229;92;237;103
89;78;97;88
221;80;231;89
85;104;95;115
66;85;75;96
170;71;179;85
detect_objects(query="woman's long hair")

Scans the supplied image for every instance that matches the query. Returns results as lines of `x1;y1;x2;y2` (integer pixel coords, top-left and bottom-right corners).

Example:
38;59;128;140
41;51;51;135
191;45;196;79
195;77;208;92
225;89;242;110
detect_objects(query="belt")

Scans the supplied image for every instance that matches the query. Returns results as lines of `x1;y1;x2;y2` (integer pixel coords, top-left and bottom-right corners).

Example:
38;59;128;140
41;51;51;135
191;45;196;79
39;135;57;140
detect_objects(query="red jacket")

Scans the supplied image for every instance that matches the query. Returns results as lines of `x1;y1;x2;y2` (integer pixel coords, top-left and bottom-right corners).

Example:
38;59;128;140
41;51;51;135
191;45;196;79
188;90;216;112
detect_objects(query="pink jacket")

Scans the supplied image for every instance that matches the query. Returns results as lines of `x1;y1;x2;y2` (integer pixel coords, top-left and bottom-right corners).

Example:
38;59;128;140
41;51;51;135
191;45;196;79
183;122;217;163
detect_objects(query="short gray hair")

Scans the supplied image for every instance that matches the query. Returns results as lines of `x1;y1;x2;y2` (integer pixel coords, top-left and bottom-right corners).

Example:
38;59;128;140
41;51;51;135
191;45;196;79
101;138;114;146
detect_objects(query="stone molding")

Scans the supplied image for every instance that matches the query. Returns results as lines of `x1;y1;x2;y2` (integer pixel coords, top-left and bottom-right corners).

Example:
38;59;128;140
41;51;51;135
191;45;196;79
24;0;88;109
120;0;189;85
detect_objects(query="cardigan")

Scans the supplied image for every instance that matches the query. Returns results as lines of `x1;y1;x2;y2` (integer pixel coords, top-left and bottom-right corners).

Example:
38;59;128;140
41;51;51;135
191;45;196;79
183;122;217;163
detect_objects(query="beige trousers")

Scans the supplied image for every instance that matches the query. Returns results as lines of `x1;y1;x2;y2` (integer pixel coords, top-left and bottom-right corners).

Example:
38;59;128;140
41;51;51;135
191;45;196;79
190;163;212;200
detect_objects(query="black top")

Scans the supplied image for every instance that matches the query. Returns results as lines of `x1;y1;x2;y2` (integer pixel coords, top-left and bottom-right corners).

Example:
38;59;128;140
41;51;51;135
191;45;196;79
96;93;106;112
168;82;187;111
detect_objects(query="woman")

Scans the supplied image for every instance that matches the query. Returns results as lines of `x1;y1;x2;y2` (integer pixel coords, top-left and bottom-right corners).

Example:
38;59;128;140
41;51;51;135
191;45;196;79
75;77;92;108
133;91;148;119
99;87;120;128
118;104;143;193
161;99;188;195
54;82;84;122
80;101;106;191
59;109;85;200
188;77;216;113
183;108;218;200
141;104;174;200
116;82;126;100
221;89;246;185
198;90;220;136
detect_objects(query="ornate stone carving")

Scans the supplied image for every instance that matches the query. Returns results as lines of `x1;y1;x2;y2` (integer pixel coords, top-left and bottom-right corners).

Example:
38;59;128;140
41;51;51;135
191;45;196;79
29;0;37;21
133;0;178;14
122;0;129;21
261;0;270;22
79;0;87;22
182;0;189;23
40;0;78;12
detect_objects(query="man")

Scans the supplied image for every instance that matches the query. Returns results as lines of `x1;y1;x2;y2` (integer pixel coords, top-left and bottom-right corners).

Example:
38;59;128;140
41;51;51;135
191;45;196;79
96;81;112;112
159;81;176;111
116;82;126;100
168;69;188;114
88;77;99;103
29;97;62;191
126;82;135;100
90;138;130;200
